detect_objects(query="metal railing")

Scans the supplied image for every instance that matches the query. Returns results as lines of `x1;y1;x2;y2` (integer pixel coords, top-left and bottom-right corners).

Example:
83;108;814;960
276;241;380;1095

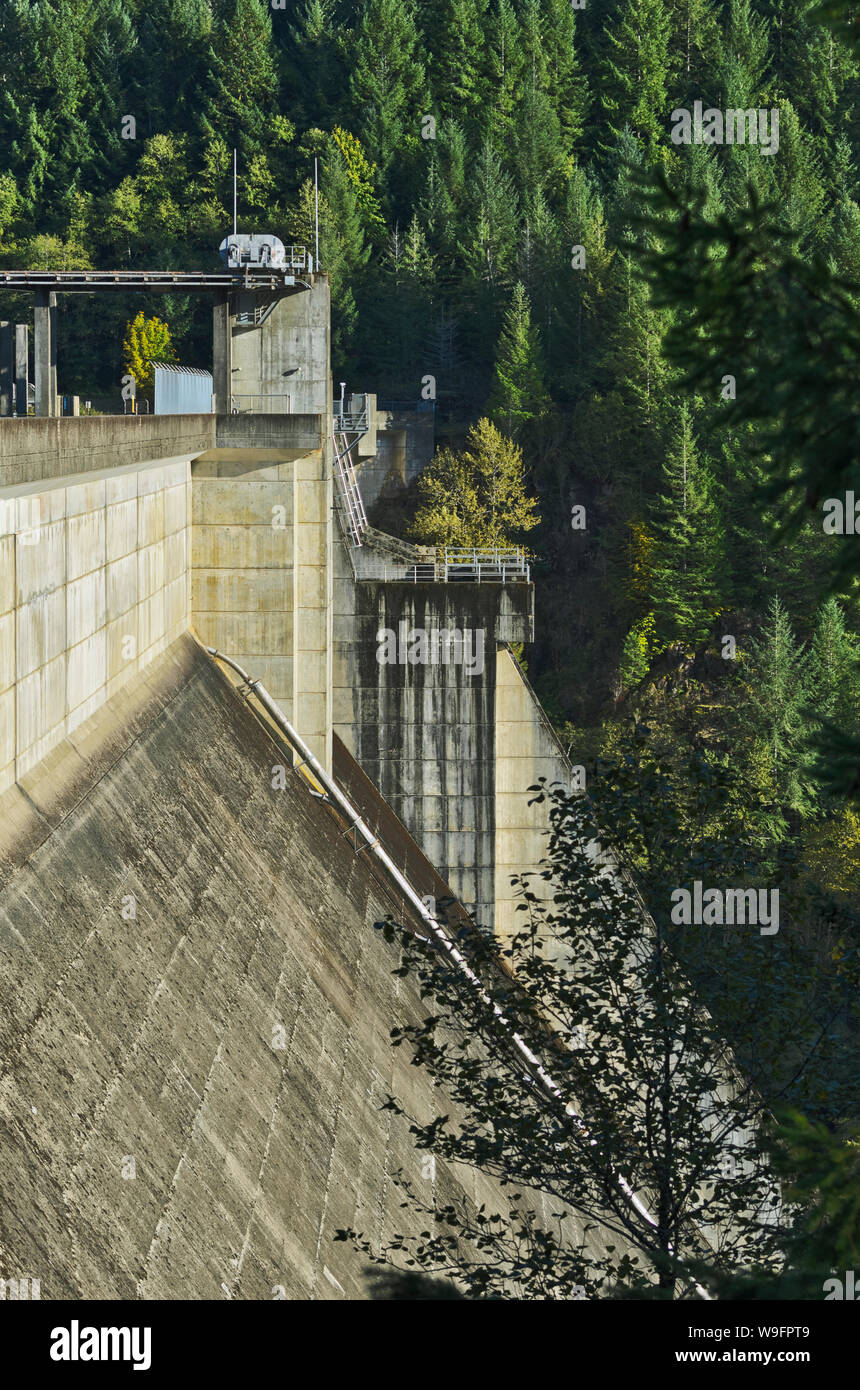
230;394;292;413
333;407;369;434
234;298;279;328
332;430;368;546
405;547;531;584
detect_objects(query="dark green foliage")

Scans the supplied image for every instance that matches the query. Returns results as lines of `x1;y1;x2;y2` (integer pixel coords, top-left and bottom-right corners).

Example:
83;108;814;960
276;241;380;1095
337;748;858;1296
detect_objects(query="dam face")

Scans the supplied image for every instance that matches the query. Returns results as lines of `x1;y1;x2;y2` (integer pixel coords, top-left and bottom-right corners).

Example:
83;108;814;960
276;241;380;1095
0;274;585;1298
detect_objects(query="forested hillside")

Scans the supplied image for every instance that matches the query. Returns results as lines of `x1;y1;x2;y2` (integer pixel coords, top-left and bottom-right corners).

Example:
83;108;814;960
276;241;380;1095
0;0;857;913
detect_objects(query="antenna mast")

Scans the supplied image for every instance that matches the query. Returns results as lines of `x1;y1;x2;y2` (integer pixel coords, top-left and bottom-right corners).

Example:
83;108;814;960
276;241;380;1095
314;156;320;270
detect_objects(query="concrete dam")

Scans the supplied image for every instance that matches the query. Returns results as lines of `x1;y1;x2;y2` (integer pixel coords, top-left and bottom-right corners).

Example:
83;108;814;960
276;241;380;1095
0;270;607;1299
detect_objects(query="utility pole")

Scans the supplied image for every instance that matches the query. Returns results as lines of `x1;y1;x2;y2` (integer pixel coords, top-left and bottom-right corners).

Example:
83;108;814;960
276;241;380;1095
233;148;237;237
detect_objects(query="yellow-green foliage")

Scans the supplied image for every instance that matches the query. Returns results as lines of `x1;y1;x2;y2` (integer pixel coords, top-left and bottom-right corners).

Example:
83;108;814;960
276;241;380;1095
803;807;860;902
122;311;176;396
409;418;540;549
330;127;385;231
625;518;654;606
619;612;656;690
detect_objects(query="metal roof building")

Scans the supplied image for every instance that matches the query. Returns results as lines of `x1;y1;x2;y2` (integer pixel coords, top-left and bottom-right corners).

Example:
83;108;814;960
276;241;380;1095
153;363;213;415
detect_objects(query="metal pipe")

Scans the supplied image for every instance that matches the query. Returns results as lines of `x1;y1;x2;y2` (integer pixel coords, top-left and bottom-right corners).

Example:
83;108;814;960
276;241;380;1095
205;646;711;1298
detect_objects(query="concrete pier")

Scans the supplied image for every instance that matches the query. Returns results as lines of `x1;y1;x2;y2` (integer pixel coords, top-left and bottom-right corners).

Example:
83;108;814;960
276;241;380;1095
34;289;57;417
14;322;28;415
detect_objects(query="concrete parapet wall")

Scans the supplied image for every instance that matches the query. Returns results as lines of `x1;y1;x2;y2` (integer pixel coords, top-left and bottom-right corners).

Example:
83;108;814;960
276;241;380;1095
0;415;215;489
215;414;322;453
0;456;191;792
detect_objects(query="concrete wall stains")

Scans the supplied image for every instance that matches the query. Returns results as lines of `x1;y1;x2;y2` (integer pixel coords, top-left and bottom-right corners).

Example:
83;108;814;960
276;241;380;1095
0;635;599;1299
494;647;575;948
334;580;532;927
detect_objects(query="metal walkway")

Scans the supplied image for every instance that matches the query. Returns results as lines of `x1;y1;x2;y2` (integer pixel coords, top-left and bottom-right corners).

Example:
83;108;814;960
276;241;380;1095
404;548;531;584
0;268;313;294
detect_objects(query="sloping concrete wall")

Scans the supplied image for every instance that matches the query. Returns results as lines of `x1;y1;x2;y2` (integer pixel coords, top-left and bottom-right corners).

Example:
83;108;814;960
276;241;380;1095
0;456;190;792
0;634;606;1299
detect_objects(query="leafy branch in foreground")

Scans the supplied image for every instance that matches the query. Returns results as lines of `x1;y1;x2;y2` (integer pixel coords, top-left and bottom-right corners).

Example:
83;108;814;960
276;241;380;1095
335;775;827;1298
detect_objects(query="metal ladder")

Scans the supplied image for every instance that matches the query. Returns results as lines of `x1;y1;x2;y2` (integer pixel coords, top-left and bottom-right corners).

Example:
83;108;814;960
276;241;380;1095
332;430;368;546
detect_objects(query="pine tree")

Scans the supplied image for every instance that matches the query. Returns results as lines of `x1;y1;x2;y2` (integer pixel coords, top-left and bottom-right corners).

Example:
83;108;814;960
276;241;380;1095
807;598;860;731
318;147;372;365
718;0;771;112
348;0;426;184
743;597;814;813
666;0;720;103
130;0;213;142
599;0;675;151
488;282;550;435
462;137;519;289
482;0;524;148
429;0;489;127
536;0;589;152
203;0;279;158
373;213;435;392
286;0;346;129
649;402;724;644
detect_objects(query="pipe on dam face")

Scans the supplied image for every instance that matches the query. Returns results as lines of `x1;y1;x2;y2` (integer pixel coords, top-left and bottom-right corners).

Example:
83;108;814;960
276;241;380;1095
205;645;711;1299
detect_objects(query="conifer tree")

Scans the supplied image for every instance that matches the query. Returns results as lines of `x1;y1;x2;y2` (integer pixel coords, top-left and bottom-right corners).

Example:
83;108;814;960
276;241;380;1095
286;0;346;129
488;282;550;436
649;402;724;644
536;0;589;151
807;598;860;731
204;0;279;158
428;0;489;126
600;0;675;151
743;597;814;813
462;138;519;288
666;0;720;103
131;0;213;141
482;0;524;148
349;0;426;183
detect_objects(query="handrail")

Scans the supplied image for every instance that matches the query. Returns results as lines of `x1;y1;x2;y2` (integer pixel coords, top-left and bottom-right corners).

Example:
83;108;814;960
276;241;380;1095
205;645;711;1298
332;429;368;546
230;393;292;413
404;546;531;584
333;409;369;434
